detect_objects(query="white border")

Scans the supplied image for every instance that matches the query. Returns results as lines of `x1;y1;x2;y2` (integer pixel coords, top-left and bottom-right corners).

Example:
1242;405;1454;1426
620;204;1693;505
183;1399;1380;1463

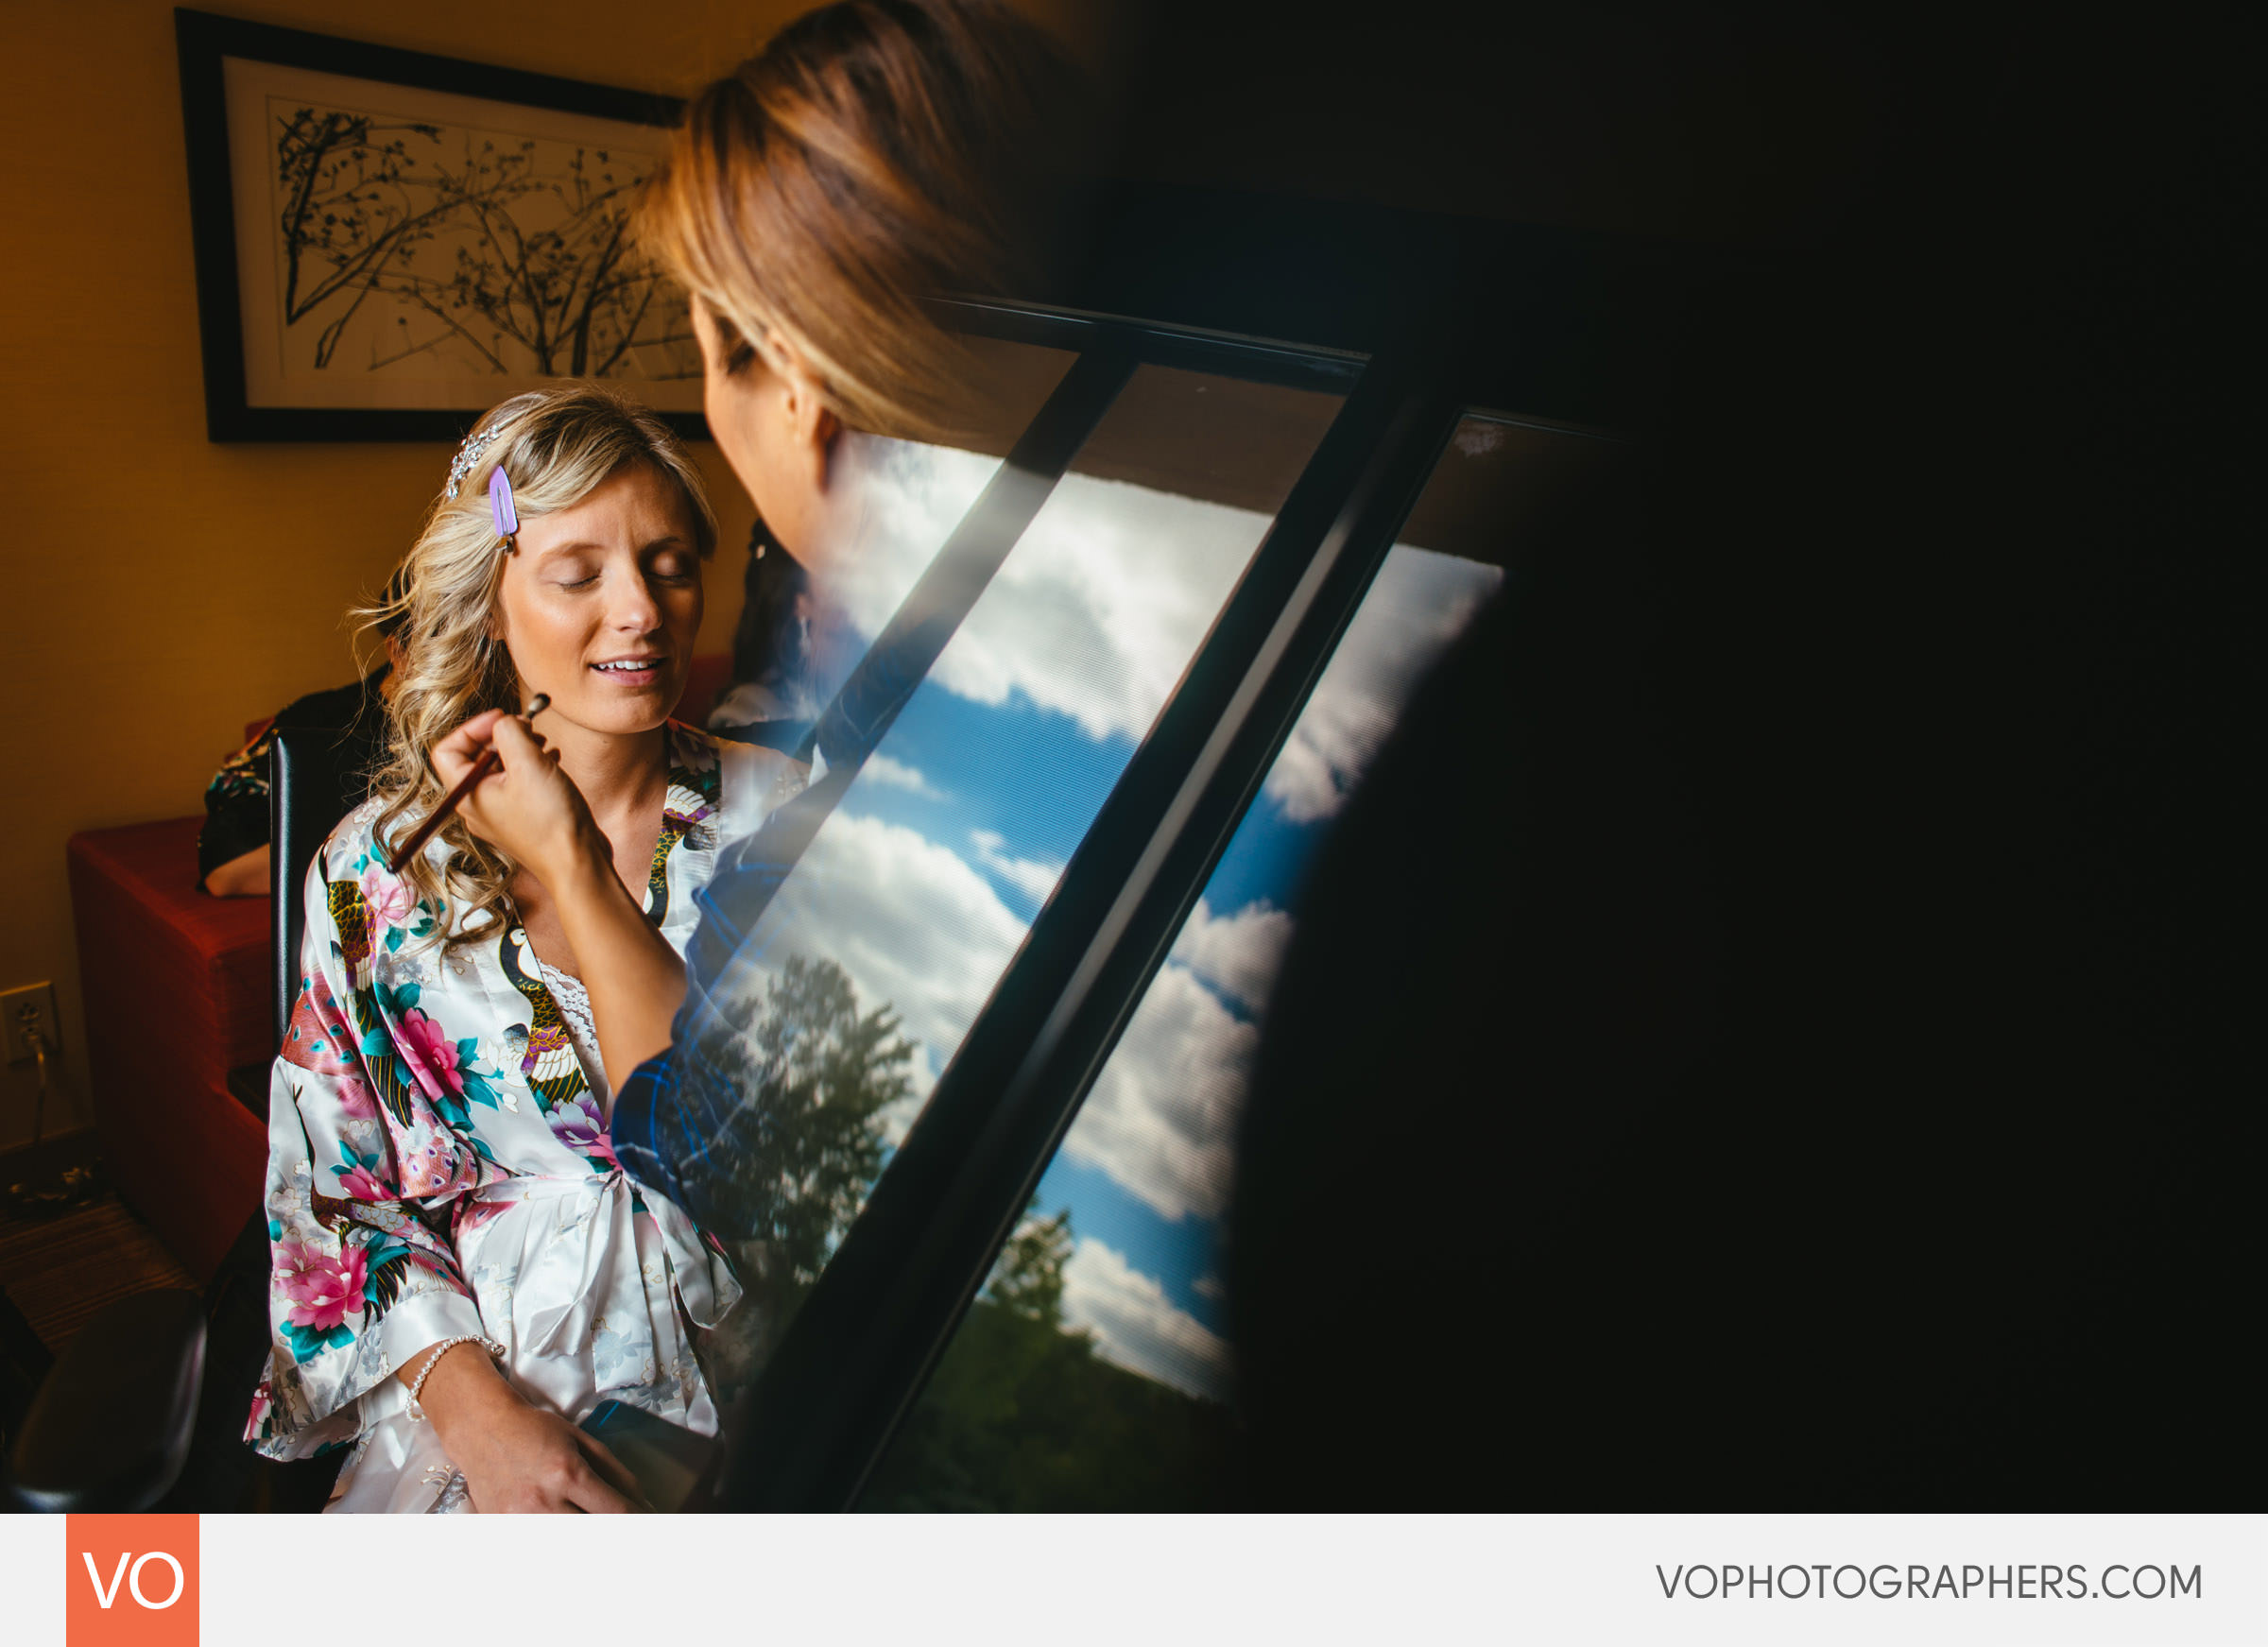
200;1513;2268;1646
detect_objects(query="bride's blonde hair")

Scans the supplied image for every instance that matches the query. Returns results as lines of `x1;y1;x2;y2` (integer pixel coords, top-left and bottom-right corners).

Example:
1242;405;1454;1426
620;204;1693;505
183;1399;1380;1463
361;385;718;951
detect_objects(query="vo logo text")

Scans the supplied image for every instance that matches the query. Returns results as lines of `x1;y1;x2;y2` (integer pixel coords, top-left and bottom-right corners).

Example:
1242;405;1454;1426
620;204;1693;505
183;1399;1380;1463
65;1516;198;1646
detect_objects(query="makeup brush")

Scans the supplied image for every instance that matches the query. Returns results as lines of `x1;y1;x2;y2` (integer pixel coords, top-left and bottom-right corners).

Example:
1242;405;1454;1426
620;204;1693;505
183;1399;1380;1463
387;694;550;873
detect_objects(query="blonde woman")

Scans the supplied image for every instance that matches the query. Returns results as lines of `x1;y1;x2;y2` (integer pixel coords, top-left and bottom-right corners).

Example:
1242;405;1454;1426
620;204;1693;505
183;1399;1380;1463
246;386;801;1512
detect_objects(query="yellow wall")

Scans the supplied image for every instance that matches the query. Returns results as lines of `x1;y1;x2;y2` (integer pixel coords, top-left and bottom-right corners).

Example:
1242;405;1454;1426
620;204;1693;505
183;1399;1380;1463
0;0;853;1145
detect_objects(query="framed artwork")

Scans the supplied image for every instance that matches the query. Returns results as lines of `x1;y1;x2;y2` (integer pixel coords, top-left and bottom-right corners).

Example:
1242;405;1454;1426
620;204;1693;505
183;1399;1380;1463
175;9;705;441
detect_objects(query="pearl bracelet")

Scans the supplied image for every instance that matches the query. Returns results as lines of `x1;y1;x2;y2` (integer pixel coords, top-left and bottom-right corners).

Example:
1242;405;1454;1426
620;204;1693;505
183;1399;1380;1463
404;1334;505;1421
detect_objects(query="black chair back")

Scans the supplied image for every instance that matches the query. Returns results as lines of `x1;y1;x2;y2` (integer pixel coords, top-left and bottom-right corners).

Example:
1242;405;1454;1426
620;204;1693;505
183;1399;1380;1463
7;725;362;1513
3;1290;205;1512
269;725;356;1045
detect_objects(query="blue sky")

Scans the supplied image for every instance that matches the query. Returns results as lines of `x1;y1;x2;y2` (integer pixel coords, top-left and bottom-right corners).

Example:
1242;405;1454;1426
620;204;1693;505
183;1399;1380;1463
840;682;1135;892
707;433;1504;1402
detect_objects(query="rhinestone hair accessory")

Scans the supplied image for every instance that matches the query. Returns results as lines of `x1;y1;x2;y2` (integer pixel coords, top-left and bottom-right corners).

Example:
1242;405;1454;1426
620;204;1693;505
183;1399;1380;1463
442;425;507;501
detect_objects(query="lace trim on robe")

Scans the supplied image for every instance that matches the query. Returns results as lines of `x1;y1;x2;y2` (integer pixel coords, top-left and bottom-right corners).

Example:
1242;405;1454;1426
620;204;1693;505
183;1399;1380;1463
533;957;608;1112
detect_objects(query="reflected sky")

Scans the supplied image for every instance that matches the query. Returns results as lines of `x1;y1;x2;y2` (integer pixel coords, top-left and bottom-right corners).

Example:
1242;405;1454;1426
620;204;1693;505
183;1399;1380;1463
693;422;1301;1314
699;418;1503;1404
1033;543;1504;1400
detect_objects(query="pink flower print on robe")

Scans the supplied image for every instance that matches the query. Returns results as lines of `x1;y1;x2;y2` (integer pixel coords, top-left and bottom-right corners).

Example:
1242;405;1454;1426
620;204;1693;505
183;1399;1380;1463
332;1158;388;1202
275;1240;368;1332
360;864;415;931
395;1008;464;1102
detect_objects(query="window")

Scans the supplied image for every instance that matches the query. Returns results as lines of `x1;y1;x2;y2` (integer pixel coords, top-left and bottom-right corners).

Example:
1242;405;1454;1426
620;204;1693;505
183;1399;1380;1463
855;414;1622;1510
658;345;1348;1394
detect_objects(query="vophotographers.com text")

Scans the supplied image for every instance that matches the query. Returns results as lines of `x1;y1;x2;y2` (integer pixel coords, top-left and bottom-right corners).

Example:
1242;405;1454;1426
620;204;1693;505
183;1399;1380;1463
1656;1563;2202;1602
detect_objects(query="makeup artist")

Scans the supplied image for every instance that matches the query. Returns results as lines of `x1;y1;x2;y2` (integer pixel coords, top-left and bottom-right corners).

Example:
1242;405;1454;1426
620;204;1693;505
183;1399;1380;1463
598;0;1089;1234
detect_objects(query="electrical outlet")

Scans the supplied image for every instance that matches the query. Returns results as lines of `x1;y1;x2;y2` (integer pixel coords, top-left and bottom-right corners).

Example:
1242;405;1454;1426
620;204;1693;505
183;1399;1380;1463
4;983;61;1065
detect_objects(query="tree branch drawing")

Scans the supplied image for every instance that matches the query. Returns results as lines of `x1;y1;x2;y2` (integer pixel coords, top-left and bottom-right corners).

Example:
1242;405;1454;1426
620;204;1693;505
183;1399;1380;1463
270;104;696;380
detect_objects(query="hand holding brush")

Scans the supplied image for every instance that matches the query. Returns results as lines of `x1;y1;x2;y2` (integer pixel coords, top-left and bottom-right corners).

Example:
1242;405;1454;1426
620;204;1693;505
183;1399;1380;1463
388;694;551;874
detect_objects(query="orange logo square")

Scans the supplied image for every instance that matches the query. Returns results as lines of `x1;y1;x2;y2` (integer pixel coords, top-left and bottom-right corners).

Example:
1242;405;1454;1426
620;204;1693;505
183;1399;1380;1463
64;1515;198;1646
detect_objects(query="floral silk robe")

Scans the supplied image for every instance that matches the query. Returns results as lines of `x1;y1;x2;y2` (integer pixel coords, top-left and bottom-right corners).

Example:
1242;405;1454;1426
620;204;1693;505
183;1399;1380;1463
246;723;799;1511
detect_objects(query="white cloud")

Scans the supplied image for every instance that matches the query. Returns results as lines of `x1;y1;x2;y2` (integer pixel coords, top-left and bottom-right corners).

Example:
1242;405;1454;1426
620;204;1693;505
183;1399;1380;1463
862;753;944;799
1062;1236;1230;1402
1169;897;1294;1014
1061;957;1255;1224
810;437;1277;747
1263;544;1504;822
1055;895;1292;1223
970;829;1062;906
928;474;1268;744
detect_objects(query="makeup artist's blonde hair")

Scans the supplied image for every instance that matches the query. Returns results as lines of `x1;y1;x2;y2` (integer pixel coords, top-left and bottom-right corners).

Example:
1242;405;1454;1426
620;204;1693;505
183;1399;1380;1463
360;385;718;951
634;0;1085;440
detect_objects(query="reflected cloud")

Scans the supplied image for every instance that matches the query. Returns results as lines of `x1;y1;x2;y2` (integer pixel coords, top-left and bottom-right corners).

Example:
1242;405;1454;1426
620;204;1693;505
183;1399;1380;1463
1170;897;1294;1015
864;754;945;798
1065;956;1254;1224
1063;1236;1230;1402
804;437;1000;696
1263;545;1503;822
971;830;1062;905
935;476;1264;743
1053;548;1503;1239
820;437;1273;744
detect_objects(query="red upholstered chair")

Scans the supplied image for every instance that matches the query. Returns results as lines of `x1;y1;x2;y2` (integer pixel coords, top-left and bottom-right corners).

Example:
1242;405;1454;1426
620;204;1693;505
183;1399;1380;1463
65;818;270;1286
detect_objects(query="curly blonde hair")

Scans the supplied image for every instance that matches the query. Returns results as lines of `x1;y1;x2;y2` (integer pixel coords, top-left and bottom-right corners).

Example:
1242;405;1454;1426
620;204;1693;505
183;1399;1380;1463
360;385;718;951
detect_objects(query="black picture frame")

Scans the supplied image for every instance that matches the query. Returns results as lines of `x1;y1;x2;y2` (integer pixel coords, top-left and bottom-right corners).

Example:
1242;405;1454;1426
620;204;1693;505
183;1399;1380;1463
174;9;703;442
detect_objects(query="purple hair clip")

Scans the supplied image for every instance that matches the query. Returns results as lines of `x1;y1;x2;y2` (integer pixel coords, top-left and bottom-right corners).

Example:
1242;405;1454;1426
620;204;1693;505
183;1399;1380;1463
489;465;519;550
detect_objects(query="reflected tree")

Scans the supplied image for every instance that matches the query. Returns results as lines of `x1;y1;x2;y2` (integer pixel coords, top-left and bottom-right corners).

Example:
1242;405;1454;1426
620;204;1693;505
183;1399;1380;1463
713;954;914;1285
986;1205;1074;1325
859;1199;1242;1512
693;955;914;1401
679;959;1239;1506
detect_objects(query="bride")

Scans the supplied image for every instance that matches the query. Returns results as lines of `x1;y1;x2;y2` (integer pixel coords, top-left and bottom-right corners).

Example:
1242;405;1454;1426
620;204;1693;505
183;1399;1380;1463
249;385;801;1511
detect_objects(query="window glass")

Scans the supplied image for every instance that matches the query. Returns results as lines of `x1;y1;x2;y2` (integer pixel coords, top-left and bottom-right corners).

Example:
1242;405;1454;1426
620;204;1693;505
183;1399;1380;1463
788;336;1079;712
693;365;1344;1373
856;412;1620;1510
